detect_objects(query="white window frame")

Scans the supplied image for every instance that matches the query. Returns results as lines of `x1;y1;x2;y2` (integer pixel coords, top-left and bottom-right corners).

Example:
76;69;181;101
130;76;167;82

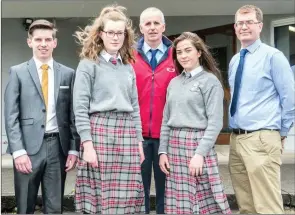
270;16;295;47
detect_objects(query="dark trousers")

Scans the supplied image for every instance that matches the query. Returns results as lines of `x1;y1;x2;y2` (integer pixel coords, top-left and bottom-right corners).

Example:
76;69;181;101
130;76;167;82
14;135;67;214
141;138;166;214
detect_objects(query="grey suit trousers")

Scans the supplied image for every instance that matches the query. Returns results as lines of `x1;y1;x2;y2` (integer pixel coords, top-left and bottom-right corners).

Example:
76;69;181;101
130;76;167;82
14;134;67;214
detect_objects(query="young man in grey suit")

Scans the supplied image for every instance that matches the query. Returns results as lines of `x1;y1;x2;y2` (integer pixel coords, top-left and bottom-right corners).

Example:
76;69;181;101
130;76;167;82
4;19;80;214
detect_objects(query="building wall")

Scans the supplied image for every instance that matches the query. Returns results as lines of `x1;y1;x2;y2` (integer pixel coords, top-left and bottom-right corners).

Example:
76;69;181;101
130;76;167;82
1;14;293;75
1;14;294;152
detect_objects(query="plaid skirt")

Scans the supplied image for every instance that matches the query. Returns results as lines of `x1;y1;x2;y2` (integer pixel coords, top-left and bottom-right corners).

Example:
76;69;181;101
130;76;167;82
165;128;231;214
75;112;145;214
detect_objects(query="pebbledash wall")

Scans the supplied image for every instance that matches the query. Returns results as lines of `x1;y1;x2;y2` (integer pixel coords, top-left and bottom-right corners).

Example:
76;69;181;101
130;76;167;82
1;14;294;153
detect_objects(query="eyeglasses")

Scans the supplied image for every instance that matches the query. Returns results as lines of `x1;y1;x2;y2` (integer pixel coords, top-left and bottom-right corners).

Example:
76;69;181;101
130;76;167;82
101;30;126;38
235;20;261;28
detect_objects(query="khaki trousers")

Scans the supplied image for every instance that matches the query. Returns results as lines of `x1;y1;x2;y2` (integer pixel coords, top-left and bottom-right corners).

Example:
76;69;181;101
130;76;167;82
229;130;284;214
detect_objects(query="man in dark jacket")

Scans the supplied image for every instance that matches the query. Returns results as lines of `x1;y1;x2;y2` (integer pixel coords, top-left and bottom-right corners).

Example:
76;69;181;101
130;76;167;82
132;7;177;214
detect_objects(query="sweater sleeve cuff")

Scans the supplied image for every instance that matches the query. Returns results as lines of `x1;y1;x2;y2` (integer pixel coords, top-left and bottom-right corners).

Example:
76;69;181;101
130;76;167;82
79;130;93;143
158;152;167;155
136;131;144;142
158;142;168;155
195;147;208;157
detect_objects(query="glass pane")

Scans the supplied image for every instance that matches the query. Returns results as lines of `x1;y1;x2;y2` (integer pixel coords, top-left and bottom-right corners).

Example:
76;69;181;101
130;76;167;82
274;23;295;151
274;24;295;73
206;33;234;131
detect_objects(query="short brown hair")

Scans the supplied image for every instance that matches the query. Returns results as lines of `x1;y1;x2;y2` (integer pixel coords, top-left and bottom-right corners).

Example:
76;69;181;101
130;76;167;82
28;19;57;38
235;5;263;22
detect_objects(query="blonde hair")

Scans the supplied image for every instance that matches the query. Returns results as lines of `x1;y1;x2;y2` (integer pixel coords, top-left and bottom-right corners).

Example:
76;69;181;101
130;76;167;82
74;4;136;64
140;7;165;24
235;5;263;22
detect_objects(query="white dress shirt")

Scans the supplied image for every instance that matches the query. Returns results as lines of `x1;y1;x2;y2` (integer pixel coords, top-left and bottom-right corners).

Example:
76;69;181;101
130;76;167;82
13;58;78;159
100;49;122;62
35;57;58;133
184;65;204;77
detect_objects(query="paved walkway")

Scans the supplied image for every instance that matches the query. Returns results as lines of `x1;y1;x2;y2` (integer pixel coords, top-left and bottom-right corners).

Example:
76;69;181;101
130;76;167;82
23;208;295;214
2;145;294;197
2;145;295;213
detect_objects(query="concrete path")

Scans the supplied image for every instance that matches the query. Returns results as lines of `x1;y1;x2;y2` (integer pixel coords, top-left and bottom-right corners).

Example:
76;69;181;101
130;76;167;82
2;145;295;197
2;145;295;212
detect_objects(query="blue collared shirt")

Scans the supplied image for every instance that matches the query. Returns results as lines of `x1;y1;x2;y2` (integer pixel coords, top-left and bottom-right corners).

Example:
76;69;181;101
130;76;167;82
142;41;167;63
228;39;295;136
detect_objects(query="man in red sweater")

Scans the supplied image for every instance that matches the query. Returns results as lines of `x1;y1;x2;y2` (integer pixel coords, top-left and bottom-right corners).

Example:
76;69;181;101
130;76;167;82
132;7;177;214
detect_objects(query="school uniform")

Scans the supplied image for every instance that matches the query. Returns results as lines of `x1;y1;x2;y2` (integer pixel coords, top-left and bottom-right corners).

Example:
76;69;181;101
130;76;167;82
159;66;231;214
73;51;145;214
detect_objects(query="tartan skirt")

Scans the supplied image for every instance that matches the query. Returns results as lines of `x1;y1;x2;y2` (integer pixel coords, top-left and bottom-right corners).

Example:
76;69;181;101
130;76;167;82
165;128;231;214
75;112;145;214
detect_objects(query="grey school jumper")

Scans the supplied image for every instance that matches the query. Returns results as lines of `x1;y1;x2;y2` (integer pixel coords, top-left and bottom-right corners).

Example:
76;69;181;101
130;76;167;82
73;56;144;143
159;69;224;157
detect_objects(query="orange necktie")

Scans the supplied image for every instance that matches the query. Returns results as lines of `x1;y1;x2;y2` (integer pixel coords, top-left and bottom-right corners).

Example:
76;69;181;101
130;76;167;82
41;64;49;110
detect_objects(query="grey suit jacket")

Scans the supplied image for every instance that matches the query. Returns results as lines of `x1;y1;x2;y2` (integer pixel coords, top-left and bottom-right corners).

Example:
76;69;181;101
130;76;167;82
4;58;80;156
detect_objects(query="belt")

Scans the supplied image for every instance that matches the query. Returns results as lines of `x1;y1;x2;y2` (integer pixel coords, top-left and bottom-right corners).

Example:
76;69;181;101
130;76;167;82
44;132;59;138
232;128;279;135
